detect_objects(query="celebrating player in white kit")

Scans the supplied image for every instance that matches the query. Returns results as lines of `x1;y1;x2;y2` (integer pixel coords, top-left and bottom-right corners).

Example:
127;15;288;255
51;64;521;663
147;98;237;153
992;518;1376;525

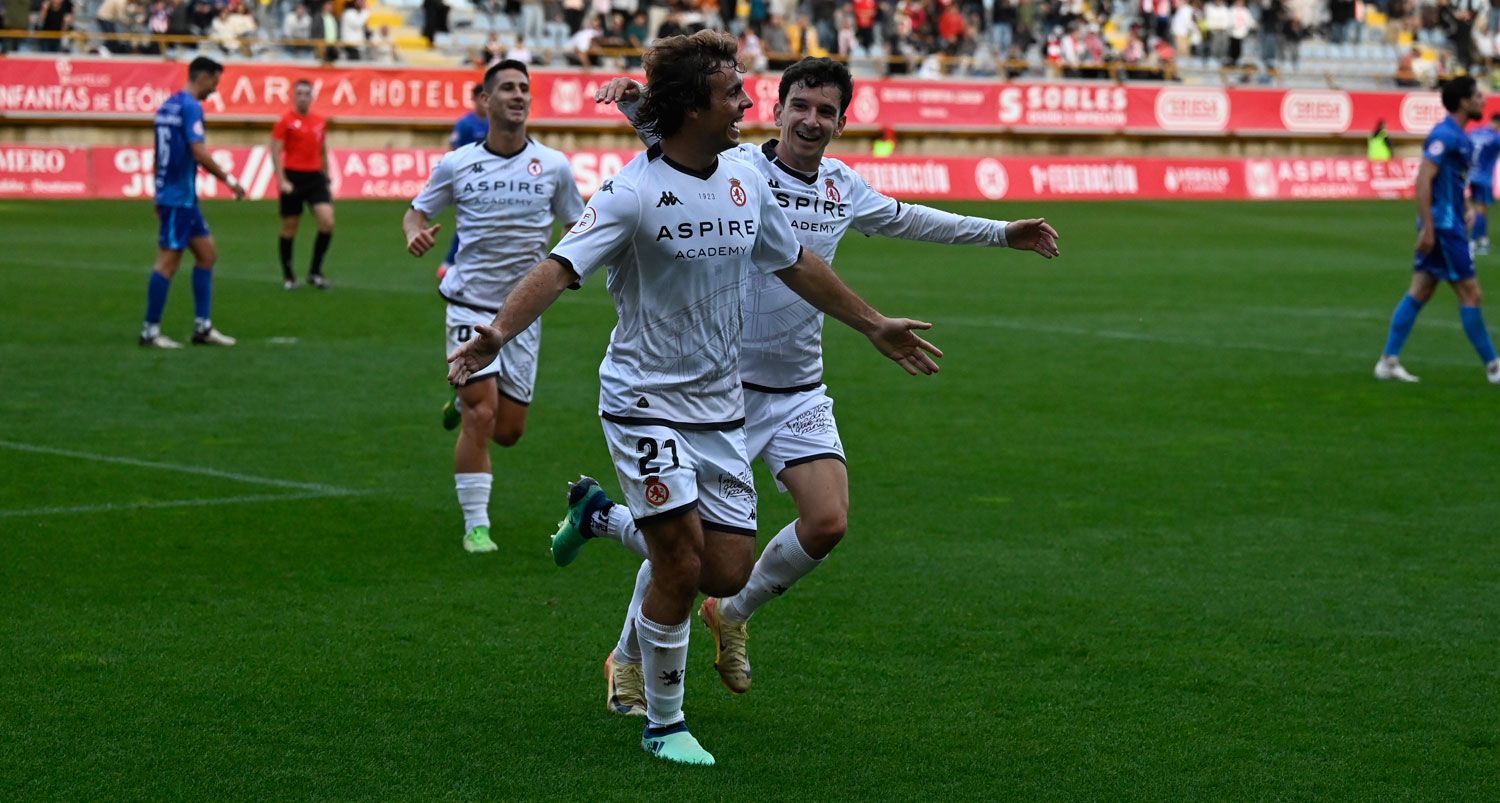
550;57;1059;711
446;33;941;766
403;59;585;553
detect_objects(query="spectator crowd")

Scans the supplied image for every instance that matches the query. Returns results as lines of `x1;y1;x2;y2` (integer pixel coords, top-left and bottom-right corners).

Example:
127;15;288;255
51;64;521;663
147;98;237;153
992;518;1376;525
12;0;1500;85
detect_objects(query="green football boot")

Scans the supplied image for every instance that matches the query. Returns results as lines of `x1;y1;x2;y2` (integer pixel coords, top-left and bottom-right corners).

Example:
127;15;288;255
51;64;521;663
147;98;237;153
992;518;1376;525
641;723;715;766
441;396;461;431
463;525;497;554
549;475;611;567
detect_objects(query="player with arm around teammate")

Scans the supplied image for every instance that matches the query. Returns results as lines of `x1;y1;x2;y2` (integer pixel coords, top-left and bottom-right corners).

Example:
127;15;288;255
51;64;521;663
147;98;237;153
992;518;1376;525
271;79;335;290
551;57;1058;707
139;56;246;349
445;31;941;766
1376;75;1500;385
403;60;585;554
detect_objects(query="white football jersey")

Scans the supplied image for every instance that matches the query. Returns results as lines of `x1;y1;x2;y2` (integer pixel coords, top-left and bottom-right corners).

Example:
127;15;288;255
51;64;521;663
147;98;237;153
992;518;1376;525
550;144;804;428
729;142;902;390
413;139;584;311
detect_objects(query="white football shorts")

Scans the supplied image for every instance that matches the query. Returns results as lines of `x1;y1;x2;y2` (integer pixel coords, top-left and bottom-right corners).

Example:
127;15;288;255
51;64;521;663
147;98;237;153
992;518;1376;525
444;304;541;404
744;385;846;492
600;417;757;536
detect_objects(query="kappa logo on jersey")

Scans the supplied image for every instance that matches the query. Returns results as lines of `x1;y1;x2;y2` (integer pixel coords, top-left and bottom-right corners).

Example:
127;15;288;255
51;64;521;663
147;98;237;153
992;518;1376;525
528;158;543;176
644;476;670;506
824;178;841;202
598;179;614;194
729;178;747;207
471;163;485;173
657;191;683;207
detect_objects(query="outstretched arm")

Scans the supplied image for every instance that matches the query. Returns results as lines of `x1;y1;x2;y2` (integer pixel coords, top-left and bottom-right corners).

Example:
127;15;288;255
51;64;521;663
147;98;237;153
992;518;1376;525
774;249;942;376
446;258;578;384
867;203;1060;259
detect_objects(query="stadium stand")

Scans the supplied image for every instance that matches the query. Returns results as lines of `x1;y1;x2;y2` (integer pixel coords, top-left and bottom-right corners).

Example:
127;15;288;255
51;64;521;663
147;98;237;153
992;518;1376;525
0;0;1493;89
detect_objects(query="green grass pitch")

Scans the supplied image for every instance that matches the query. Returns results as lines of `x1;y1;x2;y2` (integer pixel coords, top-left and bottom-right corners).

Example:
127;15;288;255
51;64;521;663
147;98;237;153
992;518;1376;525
1;199;1497;799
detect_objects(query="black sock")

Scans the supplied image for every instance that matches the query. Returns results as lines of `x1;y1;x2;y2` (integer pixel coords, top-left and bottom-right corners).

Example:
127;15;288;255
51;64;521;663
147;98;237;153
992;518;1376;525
311;231;333;276
278;236;294;280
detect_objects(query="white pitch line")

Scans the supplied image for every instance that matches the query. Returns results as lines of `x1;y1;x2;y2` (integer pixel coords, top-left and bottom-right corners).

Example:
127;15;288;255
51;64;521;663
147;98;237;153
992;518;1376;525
0;440;357;495
941;316;1481;368
0;490;370;519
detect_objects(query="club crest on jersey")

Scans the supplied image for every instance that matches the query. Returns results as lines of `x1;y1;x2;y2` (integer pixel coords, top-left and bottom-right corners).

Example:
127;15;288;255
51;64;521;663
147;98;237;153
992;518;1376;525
644;476;670;507
729;177;747;207
528;158;543;176
824;178;841;202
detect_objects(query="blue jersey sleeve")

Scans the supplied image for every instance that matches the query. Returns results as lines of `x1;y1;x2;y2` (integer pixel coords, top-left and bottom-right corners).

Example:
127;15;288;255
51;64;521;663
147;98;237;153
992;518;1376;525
183;98;206;145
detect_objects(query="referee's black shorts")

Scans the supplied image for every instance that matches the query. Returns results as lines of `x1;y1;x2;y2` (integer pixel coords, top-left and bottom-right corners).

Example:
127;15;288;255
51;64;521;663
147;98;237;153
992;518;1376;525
279;169;333;217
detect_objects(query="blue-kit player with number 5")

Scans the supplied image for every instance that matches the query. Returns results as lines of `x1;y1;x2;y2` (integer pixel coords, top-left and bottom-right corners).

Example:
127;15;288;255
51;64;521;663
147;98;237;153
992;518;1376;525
140;56;246;349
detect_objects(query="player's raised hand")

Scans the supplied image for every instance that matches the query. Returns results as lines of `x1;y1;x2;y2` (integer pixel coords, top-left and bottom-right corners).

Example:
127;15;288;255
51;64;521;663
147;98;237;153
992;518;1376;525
446;324;504;385
595;77;643;105
865;317;943;376
407;223;442;257
1006;218;1059;259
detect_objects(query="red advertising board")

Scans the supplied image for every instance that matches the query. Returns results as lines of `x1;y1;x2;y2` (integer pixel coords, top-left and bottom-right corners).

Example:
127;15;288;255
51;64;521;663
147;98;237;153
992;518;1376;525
0;56;1488;136
53;144;1423;202
0;144;92;198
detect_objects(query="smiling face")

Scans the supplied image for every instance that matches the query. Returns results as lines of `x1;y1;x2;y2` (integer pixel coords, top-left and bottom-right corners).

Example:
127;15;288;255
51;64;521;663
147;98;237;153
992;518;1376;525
690;62;752;151
484;68;531;129
775;81;846;165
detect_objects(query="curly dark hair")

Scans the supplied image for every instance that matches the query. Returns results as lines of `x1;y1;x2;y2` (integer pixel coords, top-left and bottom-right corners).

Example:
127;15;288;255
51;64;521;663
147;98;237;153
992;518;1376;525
778;57;854;116
635;30;742;141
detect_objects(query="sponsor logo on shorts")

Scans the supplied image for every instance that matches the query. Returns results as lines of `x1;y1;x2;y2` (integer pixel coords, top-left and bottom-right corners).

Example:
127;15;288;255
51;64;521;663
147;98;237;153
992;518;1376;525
785;402;834;436
718;470;755;500
645;475;670;506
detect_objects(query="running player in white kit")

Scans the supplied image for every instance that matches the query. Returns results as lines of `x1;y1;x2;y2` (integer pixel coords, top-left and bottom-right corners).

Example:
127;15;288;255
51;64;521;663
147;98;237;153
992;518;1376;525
551;58;1059;710
403;59;585;554
445;33;941;766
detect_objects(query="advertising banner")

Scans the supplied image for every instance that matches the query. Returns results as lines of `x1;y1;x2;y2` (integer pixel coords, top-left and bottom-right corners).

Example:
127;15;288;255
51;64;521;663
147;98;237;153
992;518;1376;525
0;57;1488;136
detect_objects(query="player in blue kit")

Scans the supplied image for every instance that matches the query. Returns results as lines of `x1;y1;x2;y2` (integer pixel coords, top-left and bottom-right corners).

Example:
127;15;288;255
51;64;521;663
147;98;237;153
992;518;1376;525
139;56;246;349
436;84;491;280
1468;113;1500;255
1376;76;1500;385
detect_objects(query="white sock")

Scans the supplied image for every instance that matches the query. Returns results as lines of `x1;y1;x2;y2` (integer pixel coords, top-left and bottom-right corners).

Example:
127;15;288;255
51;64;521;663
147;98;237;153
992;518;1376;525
591;504;649;558
636;612;691;728
613;559;652;664
720;520;823;623
142;322;160;338
194;316;211;331
454;472;492;531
